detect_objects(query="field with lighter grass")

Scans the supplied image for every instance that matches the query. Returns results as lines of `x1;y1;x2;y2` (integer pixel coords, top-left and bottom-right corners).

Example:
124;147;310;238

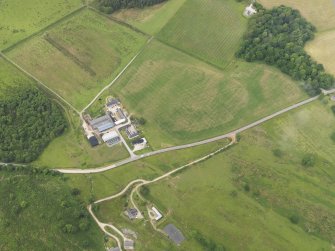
0;0;84;50
6;9;148;110
157;0;247;68
93;101;335;250
306;30;335;76
90;40;307;149
259;0;335;32
111;0;187;35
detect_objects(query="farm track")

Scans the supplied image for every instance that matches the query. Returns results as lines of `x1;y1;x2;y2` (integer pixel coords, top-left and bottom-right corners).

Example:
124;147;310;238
88;138;236;250
57;95;320;174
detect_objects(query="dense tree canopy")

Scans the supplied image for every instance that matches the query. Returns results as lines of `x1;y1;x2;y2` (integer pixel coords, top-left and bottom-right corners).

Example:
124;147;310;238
237;5;335;95
96;0;167;14
0;85;66;163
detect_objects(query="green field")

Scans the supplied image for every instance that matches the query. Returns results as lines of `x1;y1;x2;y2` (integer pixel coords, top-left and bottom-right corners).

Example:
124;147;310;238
94;100;335;250
6;9;148;110
157;0;247;68
0;58;33;95
34;107;129;169
0;169;104;251
0;0;84;50
89;40;307;149
111;0;187;35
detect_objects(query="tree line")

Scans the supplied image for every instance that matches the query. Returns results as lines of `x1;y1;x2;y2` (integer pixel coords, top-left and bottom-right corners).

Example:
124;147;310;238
0;85;66;163
96;0;167;14
236;5;335;95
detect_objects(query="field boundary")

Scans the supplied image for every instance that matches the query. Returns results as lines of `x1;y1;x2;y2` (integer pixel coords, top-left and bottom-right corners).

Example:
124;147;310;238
1;5;86;53
87;6;152;38
81;36;154;113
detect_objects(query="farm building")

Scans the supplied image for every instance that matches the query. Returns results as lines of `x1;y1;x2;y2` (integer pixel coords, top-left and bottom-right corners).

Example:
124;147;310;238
87;135;99;147
244;4;257;17
102;131;120;146
90;115;115;133
151;206;163;221
107;98;120;108
125;208;139;220
124;239;134;250
163;224;185;245
126;125;139;139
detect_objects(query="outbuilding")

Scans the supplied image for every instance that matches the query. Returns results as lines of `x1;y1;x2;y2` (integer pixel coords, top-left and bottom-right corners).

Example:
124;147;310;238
102;131;120;146
87;135;99;147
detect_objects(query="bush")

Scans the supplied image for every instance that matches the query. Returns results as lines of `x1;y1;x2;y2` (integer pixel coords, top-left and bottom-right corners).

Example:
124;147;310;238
301;154;316;167
140;185;150;197
289;214;300;224
331;132;335;143
331;105;335;114
272;149;283;158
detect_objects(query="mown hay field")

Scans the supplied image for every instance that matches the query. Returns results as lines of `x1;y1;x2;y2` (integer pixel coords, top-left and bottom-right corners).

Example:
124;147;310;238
94;40;307;149
156;0;247;68
6;9;148;110
0;0;83;50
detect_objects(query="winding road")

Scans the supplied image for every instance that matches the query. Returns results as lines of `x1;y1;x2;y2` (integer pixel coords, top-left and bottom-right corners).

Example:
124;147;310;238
57;95;320;174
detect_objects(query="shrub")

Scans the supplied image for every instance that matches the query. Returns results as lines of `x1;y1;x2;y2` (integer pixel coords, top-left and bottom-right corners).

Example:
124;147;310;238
301;154;316;167
272;149;283;158
289;214;300;224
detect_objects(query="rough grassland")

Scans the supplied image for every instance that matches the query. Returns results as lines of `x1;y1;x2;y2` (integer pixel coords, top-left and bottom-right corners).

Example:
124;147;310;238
0;0;83;50
96;101;335;250
157;0;247;68
259;0;335;32
111;0;187;35
6;9;148;110
34;108;129;169
0;171;104;251
90;40;307;149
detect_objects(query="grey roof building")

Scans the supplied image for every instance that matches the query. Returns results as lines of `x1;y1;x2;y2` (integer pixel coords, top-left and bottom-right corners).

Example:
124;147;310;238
109;248;120;251
163;224;185;245
124;239;134;250
87;135;99;147
90;115;115;133
126;208;139;220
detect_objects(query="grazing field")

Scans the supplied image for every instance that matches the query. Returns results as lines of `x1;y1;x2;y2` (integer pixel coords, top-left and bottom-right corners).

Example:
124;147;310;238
95;101;335;250
34;108;129;169
306;30;335;76
0;0;83;50
0;169;104;251
157;0;247;68
90;40;307;149
6;9;148;110
258;0;335;31
111;0;187;35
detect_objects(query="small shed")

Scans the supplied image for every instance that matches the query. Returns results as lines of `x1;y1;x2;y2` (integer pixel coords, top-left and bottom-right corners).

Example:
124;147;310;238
124;239;134;250
152;206;163;221
87;135;99;147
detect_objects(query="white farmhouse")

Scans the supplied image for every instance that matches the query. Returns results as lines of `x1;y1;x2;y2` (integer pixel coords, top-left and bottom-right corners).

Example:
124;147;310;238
244;4;257;17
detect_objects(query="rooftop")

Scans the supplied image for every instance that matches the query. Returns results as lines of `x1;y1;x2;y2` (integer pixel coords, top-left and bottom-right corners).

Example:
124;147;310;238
90;115;115;132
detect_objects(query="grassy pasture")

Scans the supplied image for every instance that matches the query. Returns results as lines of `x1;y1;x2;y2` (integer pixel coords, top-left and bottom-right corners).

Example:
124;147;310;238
34;107;129;169
90;40;307;149
6;9;148;110
104;101;335;250
111;0;187;35
156;0;247;68
0;0;83;50
258;0;335;32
